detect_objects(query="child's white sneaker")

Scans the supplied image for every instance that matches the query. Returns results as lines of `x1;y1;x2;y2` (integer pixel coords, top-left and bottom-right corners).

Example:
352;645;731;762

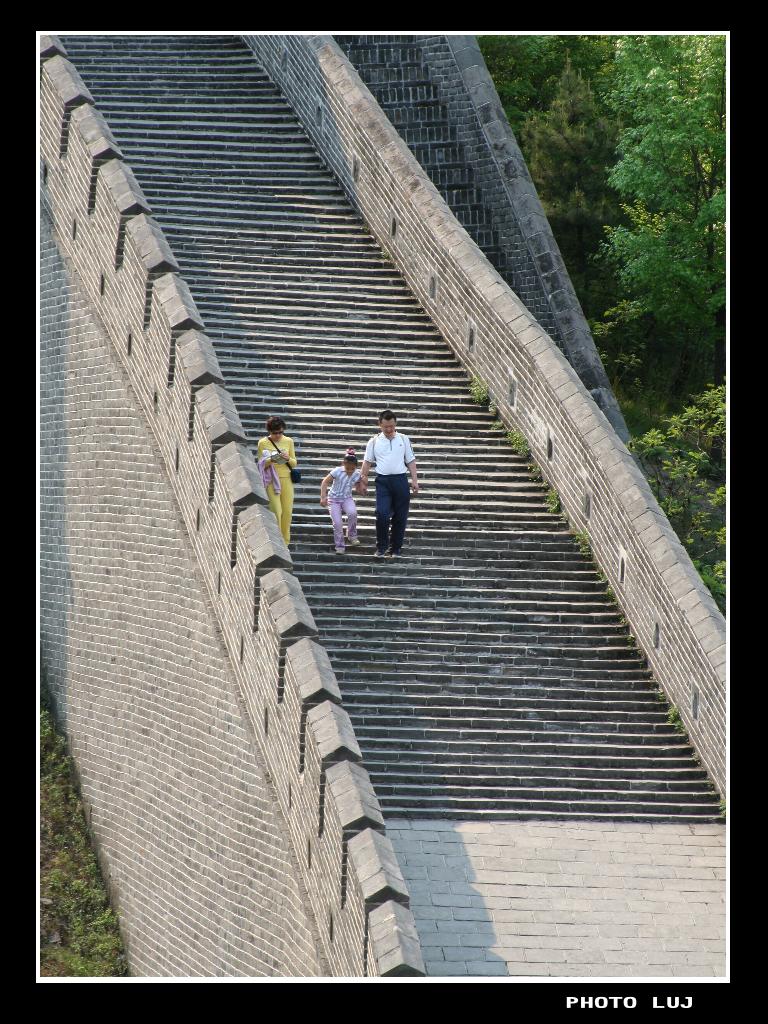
334;547;346;554
347;537;361;546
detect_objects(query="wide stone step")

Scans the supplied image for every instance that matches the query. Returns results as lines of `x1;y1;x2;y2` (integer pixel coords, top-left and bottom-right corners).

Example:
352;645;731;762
290;548;593;573
324;638;646;667
304;586;616;609
347;701;670;729
354;730;691;755
380;805;722;822
339;677;659;703
365;761;710;786
370;781;718;807
334;661;654;684
316;601;626;626
341;691;666;718
298;573;606;596
355;65;431;86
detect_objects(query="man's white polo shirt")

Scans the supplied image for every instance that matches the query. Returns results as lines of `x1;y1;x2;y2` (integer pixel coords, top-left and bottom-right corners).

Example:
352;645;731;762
364;432;415;475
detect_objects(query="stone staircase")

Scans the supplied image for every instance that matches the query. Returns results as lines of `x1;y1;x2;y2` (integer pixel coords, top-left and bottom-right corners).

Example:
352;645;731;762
59;34;722;823
335;34;564;348
337;38;509;282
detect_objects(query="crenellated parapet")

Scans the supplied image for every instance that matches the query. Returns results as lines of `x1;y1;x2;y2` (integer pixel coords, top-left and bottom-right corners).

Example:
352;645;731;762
39;39;424;977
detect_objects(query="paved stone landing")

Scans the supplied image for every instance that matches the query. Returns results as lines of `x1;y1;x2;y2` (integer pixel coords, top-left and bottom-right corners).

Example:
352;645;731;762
387;819;726;978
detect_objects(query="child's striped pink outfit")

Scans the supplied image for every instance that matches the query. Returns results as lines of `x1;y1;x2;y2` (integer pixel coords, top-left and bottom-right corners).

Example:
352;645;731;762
328;467;360;550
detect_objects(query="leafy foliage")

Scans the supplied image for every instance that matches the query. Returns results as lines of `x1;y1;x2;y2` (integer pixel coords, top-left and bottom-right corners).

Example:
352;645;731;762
40;695;127;977
469;375;490;405
479;35;726;611
599;36;726;389
572;530;593;559
479;35;617;137
631;385;726;611
522;59;621;317
505;429;530;458
546;488;562;515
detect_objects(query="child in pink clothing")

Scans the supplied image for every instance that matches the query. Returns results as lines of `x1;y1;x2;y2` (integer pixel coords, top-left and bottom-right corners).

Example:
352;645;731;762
320;449;365;553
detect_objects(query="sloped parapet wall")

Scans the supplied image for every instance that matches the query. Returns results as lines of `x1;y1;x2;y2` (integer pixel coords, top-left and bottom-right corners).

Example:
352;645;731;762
39;39;424;978
241;35;726;799
337;34;629;442
408;36;629;442
40;208;325;976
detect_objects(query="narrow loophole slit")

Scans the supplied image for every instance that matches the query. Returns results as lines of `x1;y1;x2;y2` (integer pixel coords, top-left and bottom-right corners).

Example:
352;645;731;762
114;218;127;269
187;389;196;441
87;163;99;214
143;279;153;329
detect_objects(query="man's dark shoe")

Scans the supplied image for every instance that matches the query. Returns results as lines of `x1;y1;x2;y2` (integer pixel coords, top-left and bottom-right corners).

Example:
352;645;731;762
389;550;402;558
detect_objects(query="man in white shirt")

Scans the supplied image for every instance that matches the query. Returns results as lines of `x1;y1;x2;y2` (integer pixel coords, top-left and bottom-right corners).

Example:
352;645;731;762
360;410;419;558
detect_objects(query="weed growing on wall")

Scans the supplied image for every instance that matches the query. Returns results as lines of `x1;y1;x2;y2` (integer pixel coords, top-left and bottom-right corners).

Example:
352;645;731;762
505;429;530;458
572;530;593;559
545;488;561;515
469;375;490;405
666;704;686;733
40;691;127;977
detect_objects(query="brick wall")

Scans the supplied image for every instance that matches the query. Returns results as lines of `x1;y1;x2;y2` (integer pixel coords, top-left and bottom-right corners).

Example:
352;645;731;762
40;208;324;977
241;35;726;799
39;37;424;977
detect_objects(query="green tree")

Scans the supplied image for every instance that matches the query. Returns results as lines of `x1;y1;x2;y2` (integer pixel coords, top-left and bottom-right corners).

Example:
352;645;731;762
630;385;726;611
478;35;617;136
522;59;621;318
600;36;726;389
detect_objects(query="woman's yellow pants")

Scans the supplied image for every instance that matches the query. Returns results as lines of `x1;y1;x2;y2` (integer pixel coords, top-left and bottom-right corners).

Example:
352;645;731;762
267;479;294;544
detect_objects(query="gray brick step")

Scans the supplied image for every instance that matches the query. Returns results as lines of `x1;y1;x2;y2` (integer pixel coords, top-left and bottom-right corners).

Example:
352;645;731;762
366;762;711;787
323;637;646;667
310;592;623;616
336;657;653;680
345;698;670;727
355;729;691;756
296;572;607;595
380;806;723;822
371;780;718;807
338;675;657;700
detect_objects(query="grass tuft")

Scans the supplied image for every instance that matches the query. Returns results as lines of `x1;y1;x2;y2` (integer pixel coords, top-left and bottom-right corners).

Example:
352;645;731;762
40;693;128;977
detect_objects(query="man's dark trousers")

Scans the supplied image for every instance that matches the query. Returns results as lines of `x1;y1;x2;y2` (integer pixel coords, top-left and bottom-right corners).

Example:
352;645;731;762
375;473;410;552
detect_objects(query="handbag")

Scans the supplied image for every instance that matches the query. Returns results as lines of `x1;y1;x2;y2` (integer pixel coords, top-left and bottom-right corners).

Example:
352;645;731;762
269;437;301;483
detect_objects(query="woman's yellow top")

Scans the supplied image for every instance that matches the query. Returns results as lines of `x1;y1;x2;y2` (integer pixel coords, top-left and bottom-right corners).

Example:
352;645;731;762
257;434;298;481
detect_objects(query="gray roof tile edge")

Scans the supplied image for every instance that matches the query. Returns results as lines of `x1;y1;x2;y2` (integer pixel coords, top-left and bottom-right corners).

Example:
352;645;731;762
125;220;180;276
214;438;268;504
367;901;426;977
176;329;225;387
285;637;342;705
41;54;93;107
347;828;410;907
40;35;67;59
259;568;318;638
238;503;293;569
99;159;152;217
200;390;248;447
306;701;361;765
69;103;123;161
325;760;385;832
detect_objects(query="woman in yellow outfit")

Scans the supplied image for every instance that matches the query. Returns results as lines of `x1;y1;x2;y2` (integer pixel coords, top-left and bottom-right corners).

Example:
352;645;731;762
257;416;298;544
